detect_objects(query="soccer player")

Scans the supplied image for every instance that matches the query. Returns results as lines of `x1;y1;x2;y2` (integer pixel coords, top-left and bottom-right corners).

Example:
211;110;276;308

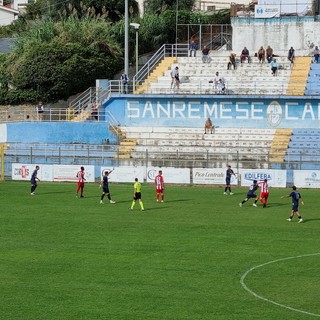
281;186;304;223
224;165;236;195
155;170;165;202
30;165;40;195
259;178;269;208
239;180;259;207
76;166;86;198
129;178;144;211
100;169;116;204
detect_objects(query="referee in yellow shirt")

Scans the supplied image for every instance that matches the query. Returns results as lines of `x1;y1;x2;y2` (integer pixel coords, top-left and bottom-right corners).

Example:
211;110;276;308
130;178;144;211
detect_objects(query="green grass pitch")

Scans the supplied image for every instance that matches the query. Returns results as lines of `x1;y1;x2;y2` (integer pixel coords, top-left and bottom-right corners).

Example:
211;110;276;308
0;180;319;320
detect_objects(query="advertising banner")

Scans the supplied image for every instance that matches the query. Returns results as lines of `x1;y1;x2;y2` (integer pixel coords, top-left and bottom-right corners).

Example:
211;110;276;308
53;165;95;182
255;5;280;18
193;168;238;185
239;169;286;187
146;167;190;184
12;163;53;181
101;166;145;183
293;170;320;188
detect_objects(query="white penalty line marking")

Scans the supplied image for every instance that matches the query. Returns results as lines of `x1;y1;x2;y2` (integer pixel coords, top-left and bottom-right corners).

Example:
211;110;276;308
240;253;320;317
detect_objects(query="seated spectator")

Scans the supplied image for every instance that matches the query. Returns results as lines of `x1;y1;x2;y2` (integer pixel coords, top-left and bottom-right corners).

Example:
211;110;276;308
91;102;100;120
270;58;278;76
266;45;273;63
202;46;211;63
257;46;265;63
204;117;214;134
287;47;295;64
314;46;319;63
240;47;250;63
189;40;197;57
227;53;237;70
217;78;226;94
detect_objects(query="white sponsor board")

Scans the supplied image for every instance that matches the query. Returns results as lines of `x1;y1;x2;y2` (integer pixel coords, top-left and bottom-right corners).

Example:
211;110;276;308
258;0;312;15
53;165;95;182
101;166;144;183
239;169;286;187
12;163;53;181
255;5;280;18
293;170;320;188
147;167;190;184
193;168;238;185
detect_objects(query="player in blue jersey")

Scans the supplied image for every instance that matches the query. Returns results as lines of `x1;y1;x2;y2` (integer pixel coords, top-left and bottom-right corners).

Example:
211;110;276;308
281;186;304;223
239;180;259;207
30;165;40;195
224;165;236;195
100;169;116;204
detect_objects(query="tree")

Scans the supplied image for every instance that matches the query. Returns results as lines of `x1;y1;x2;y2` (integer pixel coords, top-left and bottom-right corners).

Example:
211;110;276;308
3;17;123;103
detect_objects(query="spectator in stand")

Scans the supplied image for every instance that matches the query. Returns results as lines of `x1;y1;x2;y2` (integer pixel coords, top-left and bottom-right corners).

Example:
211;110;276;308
202;46;211;63
270;58;278;76
204;117;214;134
227;53;237;70
240;47;250;63
189;40;197;57
120;73;129;94
257;46;265;63
170;66;180;90
266;45;273;63
213;71;222;91
313;46;319;63
36;101;44;121
287;46;295;64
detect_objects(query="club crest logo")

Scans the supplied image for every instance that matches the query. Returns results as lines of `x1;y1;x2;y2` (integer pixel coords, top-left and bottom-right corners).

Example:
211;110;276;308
266;101;282;127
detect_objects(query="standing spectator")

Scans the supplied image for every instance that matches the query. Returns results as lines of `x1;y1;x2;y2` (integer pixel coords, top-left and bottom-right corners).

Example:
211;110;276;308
189;40;197;57
270;58;278;76
287;46;295;64
281;186;304;223
239;180;259;207
170;66;180;90
120;73;129;94
90;103;100;121
217;78;226;94
30;165;40;195
202;46;211;63
266;45;273;63
155;170;165;202
313;46;319;63
257;46;265;63
259;179;269;208
36;101;44;121
227;53;237;70
129;178;144;211
76;166;86;198
224;165;236;195
213;71;221;91
204;117;214;134
100;169;116;204
240;47;250;63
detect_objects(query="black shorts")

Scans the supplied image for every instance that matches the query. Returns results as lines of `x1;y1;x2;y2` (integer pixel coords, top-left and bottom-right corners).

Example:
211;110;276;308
226;178;231;185
247;193;257;199
102;186;110;193
134;192;141;200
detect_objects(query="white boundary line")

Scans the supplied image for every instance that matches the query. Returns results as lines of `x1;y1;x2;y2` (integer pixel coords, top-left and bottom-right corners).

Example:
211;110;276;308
240;253;320;317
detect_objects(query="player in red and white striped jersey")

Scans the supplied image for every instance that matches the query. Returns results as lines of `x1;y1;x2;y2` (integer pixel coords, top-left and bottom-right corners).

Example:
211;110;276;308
259;179;269;208
76;166;86;198
155;170;165;202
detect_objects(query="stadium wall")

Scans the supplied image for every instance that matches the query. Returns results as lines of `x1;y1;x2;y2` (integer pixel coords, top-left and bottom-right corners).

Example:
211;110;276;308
105;95;320;129
231;16;317;56
1;122;117;144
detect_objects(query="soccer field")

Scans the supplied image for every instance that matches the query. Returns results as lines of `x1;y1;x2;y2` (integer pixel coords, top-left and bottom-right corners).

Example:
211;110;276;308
0;181;319;320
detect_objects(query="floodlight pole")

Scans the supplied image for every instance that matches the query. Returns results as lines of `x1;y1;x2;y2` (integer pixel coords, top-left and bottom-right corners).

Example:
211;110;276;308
125;0;129;76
